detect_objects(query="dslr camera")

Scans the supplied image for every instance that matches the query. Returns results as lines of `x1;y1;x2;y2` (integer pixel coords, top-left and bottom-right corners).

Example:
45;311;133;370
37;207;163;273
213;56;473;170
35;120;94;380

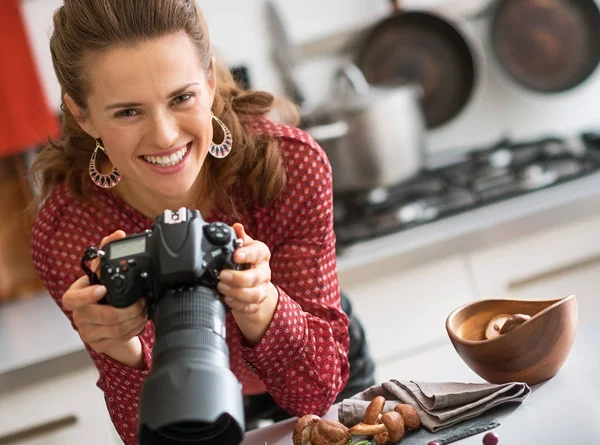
82;208;245;445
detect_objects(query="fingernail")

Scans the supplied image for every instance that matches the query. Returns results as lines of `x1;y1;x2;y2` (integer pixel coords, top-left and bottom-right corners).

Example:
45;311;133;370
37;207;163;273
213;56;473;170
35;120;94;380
94;286;107;297
225;297;235;305
219;271;232;282
237;251;246;261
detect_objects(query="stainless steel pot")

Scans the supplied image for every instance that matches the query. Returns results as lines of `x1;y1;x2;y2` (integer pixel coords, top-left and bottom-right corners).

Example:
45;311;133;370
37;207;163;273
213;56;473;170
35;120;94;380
302;63;426;194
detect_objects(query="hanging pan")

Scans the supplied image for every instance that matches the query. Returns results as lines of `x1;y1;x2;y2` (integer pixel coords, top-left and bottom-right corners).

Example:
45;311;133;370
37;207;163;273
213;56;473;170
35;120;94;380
353;0;483;129
490;0;600;93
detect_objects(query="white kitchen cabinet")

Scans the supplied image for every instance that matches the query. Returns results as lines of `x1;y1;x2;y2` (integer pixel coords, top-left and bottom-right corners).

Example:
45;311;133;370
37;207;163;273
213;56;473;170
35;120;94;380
468;214;600;325
338;254;476;364
0;364;117;445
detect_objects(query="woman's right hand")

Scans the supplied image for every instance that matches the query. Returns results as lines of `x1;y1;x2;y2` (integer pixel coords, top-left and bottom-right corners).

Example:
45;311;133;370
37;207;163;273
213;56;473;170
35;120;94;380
62;230;148;367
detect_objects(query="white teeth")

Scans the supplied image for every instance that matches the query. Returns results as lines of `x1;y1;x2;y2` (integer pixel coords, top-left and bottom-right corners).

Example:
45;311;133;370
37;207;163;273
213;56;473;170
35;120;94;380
143;146;188;167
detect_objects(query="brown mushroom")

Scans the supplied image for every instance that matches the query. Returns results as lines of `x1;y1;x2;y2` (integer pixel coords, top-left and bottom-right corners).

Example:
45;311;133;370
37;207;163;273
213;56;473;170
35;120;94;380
293;414;320;445
484;314;511;340
374;430;389;445
393;403;422;431
499;313;531;334
349;422;387;436
381;411;405;443
363;395;386;424
309;419;351;445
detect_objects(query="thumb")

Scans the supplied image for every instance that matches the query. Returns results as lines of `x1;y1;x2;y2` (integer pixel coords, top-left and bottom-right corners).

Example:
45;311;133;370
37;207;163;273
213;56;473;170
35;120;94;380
232;223;252;243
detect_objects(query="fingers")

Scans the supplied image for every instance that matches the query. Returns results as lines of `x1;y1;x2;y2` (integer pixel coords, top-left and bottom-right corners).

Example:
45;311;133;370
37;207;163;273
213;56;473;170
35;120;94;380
91;230;127;273
232;238;270;265
78;312;147;345
73;299;145;326
62;281;108;311
73;300;147;353
219;261;271;289
99;230;127;249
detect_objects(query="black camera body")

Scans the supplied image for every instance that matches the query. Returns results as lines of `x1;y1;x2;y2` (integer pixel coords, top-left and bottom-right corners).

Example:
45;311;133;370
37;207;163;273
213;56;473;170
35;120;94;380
99;207;242;310
84;208;246;445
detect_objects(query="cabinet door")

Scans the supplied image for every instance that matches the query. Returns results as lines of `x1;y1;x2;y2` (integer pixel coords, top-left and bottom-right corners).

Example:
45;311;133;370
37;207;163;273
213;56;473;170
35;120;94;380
0;366;116;445
338;254;475;364
468;214;600;325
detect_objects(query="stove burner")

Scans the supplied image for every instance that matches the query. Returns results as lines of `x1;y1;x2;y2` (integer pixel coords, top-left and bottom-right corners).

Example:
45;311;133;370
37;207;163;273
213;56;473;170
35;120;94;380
335;133;600;249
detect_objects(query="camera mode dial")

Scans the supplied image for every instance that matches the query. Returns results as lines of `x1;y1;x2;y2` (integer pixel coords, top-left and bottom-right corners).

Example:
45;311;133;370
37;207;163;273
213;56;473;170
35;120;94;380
203;222;232;246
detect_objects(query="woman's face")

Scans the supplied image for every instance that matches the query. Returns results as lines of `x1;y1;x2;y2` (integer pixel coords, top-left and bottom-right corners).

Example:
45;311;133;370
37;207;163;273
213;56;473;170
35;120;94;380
67;31;217;203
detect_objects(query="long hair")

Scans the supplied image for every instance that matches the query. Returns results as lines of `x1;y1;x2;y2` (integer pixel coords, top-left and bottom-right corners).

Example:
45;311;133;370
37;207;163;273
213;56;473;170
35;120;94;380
30;0;296;218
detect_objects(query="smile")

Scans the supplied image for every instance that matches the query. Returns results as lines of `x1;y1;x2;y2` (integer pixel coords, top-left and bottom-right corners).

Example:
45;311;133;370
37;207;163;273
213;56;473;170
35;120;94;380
142;144;189;167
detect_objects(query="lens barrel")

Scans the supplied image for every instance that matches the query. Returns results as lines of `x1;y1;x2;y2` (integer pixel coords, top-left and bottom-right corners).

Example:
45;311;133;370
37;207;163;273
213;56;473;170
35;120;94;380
138;286;244;445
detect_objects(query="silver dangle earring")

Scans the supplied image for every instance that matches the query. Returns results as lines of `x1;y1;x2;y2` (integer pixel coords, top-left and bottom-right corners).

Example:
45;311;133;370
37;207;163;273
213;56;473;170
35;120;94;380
209;113;233;158
89;139;121;188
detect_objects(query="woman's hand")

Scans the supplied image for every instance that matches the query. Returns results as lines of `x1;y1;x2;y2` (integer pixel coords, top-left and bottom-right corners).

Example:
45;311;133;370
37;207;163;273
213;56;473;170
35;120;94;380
62;230;148;368
217;223;279;346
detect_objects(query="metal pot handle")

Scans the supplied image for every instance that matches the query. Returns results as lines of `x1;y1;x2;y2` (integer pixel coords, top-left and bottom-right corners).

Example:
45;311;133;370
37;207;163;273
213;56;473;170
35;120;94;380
333;62;370;96
304;121;350;141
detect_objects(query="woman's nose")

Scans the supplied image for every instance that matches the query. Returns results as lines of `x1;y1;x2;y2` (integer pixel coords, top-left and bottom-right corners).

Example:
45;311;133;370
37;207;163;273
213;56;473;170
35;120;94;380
150;111;178;148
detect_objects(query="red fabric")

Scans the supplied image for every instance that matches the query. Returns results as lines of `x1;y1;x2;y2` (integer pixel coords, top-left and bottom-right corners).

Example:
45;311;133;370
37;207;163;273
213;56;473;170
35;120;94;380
0;0;60;156
31;119;350;445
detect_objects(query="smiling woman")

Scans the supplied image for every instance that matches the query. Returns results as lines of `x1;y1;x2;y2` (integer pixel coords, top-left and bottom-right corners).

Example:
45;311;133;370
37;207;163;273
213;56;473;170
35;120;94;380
28;1;352;444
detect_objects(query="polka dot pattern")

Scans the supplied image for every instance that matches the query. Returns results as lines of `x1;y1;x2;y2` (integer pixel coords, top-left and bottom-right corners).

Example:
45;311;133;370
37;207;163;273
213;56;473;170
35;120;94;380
30;119;350;445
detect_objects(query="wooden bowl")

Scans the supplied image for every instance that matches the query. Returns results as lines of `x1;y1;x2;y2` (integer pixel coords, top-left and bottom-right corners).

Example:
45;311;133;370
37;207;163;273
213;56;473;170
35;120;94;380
446;295;578;385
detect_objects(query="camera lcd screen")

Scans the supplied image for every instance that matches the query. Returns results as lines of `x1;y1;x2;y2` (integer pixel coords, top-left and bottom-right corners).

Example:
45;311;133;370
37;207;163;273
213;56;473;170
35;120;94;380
110;236;146;259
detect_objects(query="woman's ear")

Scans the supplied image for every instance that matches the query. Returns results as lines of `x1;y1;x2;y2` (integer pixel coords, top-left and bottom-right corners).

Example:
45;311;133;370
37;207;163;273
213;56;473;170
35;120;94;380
63;93;99;138
207;56;217;101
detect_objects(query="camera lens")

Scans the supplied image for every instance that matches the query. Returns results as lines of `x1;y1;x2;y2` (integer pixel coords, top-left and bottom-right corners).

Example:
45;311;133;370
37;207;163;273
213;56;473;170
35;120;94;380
137;286;244;445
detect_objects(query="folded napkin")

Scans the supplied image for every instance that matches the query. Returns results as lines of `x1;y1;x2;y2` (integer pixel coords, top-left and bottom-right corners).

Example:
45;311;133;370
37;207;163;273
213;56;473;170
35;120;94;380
339;379;530;432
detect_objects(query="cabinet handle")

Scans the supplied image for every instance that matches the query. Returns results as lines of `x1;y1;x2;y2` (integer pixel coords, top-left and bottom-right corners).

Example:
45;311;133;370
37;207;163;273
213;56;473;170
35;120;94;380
508;253;600;291
0;415;77;444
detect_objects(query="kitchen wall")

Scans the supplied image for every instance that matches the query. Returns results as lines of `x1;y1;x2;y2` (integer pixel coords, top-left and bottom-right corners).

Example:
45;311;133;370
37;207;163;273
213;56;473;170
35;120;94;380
21;0;600;155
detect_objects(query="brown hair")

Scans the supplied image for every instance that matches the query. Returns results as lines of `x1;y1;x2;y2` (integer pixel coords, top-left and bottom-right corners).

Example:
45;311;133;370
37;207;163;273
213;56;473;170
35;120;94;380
30;0;297;218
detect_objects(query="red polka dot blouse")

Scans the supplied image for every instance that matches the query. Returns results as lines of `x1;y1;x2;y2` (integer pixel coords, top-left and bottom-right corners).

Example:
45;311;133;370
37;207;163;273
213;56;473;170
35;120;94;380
30;119;350;445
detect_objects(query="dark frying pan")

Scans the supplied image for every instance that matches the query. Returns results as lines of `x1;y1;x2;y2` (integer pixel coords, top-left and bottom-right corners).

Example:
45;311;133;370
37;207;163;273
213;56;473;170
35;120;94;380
354;0;481;129
490;0;600;93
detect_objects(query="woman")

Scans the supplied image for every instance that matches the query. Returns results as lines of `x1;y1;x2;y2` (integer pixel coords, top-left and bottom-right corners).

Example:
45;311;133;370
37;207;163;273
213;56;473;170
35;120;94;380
29;0;350;443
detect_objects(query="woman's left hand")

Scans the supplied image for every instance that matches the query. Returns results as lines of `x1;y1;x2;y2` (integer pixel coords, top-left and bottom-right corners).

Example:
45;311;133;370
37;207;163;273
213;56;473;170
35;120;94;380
217;223;279;345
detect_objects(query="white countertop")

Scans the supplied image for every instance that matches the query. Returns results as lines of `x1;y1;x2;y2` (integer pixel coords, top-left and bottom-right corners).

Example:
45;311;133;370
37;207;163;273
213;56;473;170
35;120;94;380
0;291;83;375
2;172;600;375
243;322;600;445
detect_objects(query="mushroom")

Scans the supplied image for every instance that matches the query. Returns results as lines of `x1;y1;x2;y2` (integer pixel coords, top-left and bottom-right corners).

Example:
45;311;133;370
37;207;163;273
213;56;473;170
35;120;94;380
485;314;511;340
372;411;405;444
499;313;531;334
350;411;405;444
309;419;351;445
363;395;386;424
393;403;422;431
293;414;320;445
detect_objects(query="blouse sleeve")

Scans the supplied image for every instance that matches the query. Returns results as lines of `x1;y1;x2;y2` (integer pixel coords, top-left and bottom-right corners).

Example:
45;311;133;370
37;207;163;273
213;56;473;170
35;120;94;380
30;201;154;445
237;136;350;417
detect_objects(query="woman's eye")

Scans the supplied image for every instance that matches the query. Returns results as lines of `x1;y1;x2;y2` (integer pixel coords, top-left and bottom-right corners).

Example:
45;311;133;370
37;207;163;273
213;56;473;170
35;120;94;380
172;94;192;105
115;109;138;118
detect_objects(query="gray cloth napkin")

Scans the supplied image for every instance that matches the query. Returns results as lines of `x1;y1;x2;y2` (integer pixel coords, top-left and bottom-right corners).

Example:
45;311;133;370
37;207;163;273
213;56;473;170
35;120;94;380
338;379;530;432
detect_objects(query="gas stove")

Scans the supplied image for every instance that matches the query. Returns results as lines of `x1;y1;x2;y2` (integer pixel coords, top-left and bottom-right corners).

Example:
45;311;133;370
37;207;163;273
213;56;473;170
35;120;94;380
334;132;600;249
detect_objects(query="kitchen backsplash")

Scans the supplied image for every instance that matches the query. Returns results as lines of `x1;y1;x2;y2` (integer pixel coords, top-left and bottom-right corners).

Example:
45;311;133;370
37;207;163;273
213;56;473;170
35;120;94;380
21;0;600;154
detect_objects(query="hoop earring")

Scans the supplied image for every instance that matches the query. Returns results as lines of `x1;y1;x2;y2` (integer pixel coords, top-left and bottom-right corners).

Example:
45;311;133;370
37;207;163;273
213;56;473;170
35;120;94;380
89;140;121;189
209;113;233;158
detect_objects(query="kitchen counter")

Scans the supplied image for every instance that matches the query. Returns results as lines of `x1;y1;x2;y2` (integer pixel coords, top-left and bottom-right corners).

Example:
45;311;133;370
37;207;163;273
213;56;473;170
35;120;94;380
2;171;600;376
242;322;600;445
0;291;84;376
